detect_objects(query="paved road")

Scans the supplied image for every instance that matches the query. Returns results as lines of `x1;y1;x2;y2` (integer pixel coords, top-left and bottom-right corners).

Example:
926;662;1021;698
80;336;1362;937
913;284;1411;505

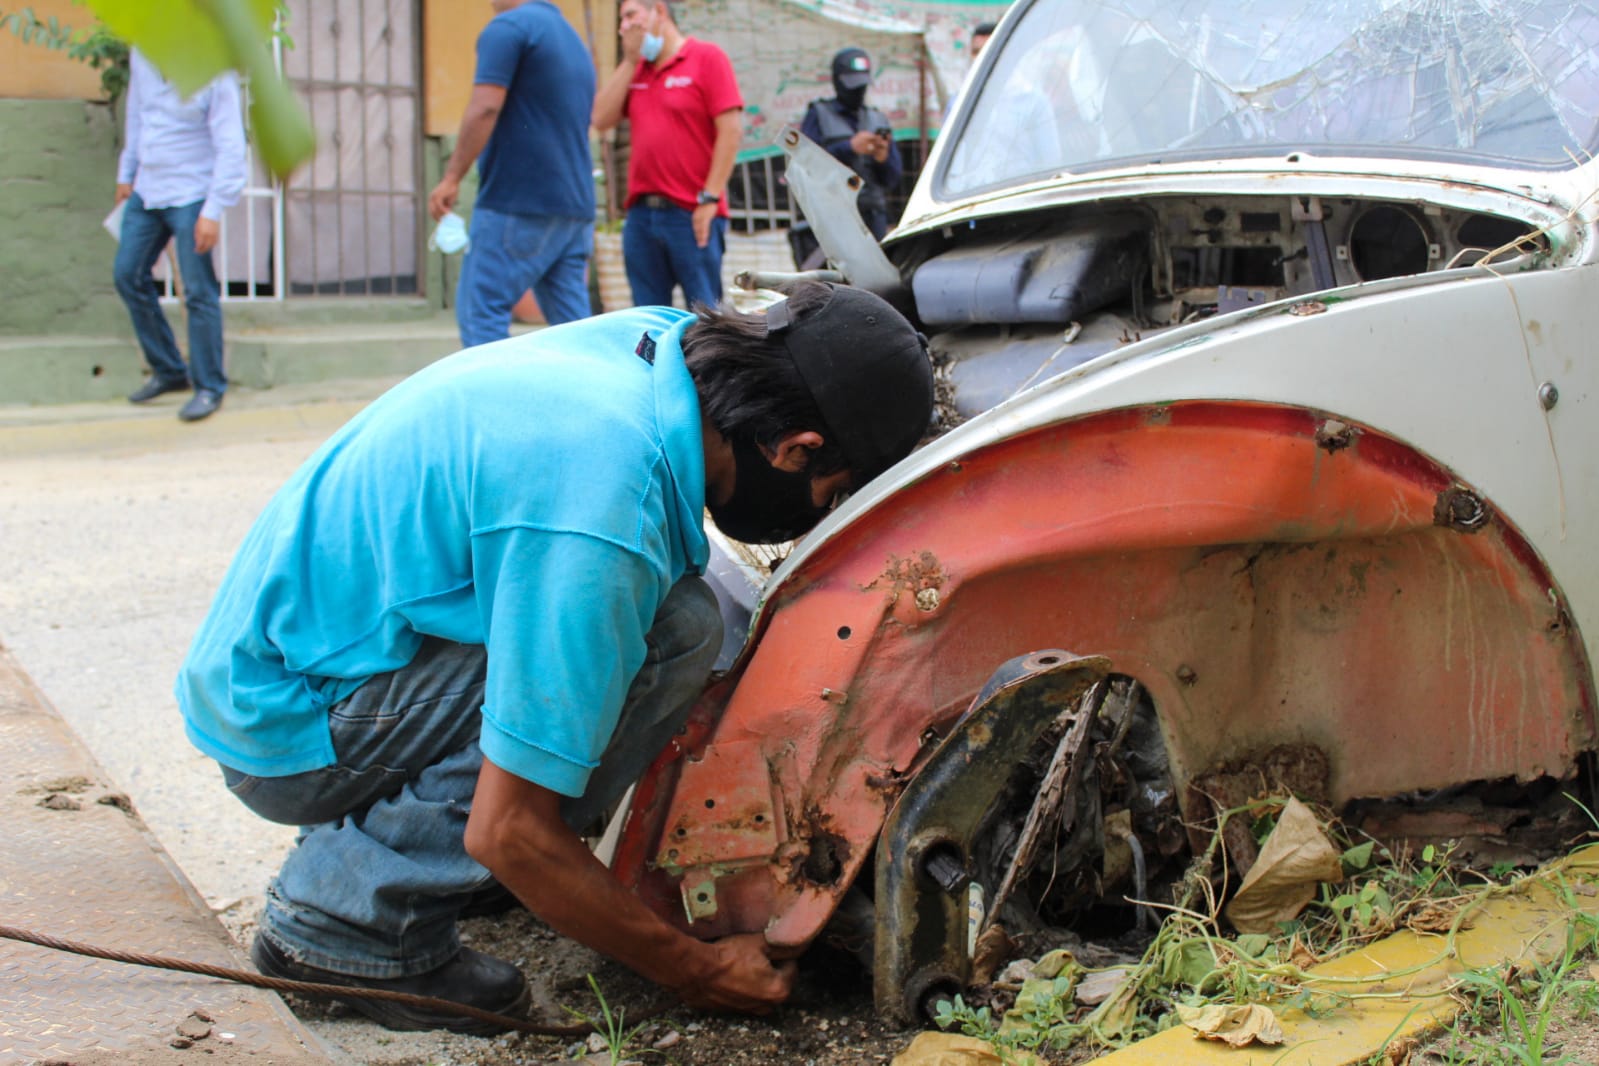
0;382;398;911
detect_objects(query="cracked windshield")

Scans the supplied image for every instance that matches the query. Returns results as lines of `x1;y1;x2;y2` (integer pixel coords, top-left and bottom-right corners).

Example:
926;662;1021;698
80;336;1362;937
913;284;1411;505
944;0;1599;196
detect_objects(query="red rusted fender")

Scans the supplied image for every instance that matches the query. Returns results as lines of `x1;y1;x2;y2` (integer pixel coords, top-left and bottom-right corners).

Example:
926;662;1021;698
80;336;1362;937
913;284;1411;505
614;400;1595;950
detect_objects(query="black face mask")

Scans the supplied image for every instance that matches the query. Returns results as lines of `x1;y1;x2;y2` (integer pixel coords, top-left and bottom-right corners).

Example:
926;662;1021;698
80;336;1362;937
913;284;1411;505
836;84;866;112
707;437;831;544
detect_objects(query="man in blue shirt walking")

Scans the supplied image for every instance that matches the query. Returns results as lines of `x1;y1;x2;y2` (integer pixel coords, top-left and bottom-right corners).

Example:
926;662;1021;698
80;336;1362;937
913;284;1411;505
179;282;935;1030
428;0;597;347
114;48;247;422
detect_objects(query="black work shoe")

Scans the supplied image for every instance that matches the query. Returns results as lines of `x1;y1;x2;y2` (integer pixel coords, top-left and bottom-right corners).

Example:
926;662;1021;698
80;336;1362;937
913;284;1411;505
178;389;223;422
128;376;190;403
250;933;531;1035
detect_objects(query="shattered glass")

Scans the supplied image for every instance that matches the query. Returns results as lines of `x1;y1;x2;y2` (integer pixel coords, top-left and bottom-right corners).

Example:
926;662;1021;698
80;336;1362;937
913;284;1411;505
943;0;1599;196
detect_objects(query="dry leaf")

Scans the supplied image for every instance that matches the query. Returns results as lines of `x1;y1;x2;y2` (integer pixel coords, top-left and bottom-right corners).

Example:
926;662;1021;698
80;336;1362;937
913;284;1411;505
1288;937;1320;970
1225;797;1345;933
1406;902;1473;935
1177;1003;1286;1047
970;924;1016;986
890;1032;1042;1066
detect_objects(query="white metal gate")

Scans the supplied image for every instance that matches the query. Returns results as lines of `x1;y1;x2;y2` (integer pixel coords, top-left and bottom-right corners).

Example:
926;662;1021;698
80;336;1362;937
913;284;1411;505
157;1;422;303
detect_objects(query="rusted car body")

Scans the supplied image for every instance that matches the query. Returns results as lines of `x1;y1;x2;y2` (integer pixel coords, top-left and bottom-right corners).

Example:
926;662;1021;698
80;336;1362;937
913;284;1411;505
613;0;1599;1019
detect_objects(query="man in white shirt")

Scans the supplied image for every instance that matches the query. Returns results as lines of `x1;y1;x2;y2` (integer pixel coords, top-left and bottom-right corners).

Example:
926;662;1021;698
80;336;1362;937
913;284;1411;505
113;48;247;422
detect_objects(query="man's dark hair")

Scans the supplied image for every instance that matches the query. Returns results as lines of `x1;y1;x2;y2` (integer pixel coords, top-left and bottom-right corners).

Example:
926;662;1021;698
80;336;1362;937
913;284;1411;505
973;21;996;37
684;282;849;476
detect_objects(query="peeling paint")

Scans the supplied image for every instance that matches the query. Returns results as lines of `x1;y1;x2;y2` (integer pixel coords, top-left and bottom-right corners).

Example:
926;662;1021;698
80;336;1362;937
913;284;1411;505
868;551;947;607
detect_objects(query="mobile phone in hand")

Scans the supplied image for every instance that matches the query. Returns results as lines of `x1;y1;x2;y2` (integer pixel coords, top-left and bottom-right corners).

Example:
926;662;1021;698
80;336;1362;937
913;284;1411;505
874;126;893;140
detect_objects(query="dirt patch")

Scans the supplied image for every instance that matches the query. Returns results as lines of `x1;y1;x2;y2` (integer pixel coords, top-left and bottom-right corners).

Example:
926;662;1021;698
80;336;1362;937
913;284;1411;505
219;903;912;1066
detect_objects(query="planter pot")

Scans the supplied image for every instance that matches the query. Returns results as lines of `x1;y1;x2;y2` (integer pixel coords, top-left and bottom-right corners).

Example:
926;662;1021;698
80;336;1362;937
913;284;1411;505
594;231;631;312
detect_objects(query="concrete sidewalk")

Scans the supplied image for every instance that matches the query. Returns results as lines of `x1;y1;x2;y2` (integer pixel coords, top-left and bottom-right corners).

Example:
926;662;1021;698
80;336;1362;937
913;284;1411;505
0;375;407;456
0;644;329;1065
0;306;462;407
0;380;399;1063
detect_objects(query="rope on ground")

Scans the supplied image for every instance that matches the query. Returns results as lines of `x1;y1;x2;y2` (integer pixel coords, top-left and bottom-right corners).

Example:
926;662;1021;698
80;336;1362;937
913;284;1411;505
0;922;606;1037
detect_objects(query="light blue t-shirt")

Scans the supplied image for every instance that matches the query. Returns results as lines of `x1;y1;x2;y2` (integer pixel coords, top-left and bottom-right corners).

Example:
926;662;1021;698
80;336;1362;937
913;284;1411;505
176;308;708;797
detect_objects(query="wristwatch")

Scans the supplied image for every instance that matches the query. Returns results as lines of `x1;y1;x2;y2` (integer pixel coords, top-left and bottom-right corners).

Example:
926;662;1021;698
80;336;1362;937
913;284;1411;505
696;189;720;206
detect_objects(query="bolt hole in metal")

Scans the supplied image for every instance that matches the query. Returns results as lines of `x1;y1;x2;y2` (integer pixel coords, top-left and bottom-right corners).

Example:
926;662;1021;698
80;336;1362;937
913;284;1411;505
703;798;715;809
917;977;965;1024
918;840;969;895
837;625;852;640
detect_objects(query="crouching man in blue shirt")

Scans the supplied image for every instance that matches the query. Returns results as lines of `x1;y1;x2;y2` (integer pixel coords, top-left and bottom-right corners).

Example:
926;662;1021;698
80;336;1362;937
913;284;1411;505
176;281;934;1029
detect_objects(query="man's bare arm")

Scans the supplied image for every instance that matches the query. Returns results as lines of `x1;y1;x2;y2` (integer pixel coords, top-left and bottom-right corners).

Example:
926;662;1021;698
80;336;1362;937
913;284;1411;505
593;19;644;132
464;759;795;1012
691;108;744;247
428;84;508;220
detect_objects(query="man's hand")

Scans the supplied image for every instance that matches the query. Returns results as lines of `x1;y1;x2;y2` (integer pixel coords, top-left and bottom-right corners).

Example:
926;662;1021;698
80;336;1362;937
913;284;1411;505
115;183;132;205
194;217;220;255
849;130;891;163
466;762;797;1017
428;176;459;222
618;0;660;63
691;202;718;248
848;129;878;156
619;17;646;62
674;932;796;1013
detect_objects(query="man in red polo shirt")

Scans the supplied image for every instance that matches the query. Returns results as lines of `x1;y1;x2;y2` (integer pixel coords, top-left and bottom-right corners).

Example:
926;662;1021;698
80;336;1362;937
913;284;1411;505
593;0;742;309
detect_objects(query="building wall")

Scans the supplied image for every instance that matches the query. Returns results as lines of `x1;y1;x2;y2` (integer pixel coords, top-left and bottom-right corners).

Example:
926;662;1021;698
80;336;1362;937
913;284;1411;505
0;99;130;337
0;0;105;100
422;0;615;137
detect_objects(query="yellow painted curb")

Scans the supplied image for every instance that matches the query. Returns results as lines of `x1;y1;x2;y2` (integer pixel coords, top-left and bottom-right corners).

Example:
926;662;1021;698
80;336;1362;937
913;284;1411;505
1094;846;1599;1065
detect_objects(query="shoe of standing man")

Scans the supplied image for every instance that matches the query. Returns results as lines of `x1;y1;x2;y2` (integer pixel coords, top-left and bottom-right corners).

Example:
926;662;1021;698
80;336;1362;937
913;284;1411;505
127;375;190;404
178;389;223;422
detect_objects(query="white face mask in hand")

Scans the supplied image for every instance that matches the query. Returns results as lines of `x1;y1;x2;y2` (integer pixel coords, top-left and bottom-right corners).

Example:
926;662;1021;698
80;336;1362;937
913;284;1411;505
430;212;470;255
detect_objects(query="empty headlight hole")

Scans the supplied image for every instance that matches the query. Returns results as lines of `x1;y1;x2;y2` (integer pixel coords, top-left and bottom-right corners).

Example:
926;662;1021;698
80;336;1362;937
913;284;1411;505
1348;205;1430;281
1458;214;1545;260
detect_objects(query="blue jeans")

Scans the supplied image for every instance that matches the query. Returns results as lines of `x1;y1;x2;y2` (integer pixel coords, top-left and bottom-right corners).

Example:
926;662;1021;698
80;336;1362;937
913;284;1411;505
622;203;727;309
455;206;593;348
113;193;226;394
220;577;722;978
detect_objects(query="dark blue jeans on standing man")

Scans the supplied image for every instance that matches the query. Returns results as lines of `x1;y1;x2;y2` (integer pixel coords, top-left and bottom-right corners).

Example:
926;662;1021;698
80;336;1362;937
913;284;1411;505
455;206;593;349
622;201;727;309
113;192;227;395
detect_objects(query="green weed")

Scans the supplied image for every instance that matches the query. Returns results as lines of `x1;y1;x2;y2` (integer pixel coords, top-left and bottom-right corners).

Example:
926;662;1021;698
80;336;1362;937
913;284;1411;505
563;974;655;1065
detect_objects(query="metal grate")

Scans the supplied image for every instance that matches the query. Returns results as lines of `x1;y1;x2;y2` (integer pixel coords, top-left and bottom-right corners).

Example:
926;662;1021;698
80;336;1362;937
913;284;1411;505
725;139;930;240
280;0;423;297
727;154;793;234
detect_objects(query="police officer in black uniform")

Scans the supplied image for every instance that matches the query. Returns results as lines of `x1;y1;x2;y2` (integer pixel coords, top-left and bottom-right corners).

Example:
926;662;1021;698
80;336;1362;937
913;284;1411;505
791;47;904;266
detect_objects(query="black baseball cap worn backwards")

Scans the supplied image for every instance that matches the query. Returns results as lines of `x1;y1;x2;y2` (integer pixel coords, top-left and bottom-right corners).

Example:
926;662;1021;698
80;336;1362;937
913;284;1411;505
765;284;934;485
